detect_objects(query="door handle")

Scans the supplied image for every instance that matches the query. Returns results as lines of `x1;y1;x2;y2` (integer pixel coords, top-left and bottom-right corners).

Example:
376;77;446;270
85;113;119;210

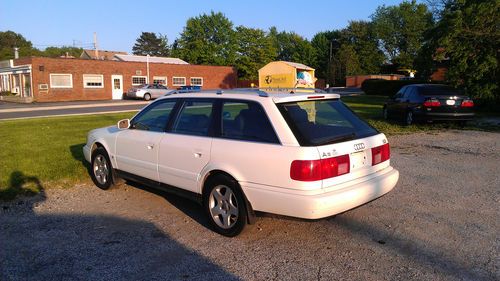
194;152;202;158
147;144;154;150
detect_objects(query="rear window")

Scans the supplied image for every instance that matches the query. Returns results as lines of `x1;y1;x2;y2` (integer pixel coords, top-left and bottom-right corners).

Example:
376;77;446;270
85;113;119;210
419;85;461;96
277;99;378;146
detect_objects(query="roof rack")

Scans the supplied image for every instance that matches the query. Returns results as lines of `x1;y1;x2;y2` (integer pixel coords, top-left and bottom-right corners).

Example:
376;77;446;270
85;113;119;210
163;87;326;98
233;87;326;94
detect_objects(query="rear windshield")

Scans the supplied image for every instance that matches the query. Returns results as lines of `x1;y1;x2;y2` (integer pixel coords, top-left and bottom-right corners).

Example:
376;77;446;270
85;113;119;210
419;85;461;96
277;99;378;146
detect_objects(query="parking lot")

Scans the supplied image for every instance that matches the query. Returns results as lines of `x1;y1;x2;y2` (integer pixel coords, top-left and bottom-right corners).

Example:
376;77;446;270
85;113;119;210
1;130;498;281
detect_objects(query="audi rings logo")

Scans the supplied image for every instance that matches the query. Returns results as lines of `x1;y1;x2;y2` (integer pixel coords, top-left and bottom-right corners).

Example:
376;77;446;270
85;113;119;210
353;143;365;151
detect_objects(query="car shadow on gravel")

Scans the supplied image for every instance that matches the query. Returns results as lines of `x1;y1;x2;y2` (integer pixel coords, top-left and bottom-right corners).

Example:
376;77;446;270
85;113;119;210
328;215;493;281
123;180;212;230
0;186;239;281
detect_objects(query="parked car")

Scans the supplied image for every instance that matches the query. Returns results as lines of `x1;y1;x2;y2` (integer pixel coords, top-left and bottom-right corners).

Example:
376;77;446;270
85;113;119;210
383;84;474;125
83;89;399;236
126;84;170;101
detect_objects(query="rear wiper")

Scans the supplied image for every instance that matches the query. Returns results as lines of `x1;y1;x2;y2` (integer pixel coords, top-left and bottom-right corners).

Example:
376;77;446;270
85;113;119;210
320;132;356;145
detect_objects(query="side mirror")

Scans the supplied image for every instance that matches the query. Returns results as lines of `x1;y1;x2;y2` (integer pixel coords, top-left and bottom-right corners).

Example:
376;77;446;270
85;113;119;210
117;119;130;130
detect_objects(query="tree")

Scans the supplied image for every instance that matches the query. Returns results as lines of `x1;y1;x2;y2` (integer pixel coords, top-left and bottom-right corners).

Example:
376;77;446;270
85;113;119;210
175;11;236;66
132;32;170;56
341;21;385;75
42;46;83;58
234;26;276;80
0;31;40;60
311;30;341;81
422;0;499;104
269;28;316;67
371;0;434;68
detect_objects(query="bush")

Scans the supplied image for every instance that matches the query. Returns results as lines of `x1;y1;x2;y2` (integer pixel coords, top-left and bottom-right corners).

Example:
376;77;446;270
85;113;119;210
0;91;13;96
361;79;426;96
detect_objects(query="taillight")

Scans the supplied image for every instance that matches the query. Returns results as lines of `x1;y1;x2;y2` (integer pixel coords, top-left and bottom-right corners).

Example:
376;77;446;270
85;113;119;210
371;143;390;166
423;98;440;107
461;99;474;107
290;154;350;181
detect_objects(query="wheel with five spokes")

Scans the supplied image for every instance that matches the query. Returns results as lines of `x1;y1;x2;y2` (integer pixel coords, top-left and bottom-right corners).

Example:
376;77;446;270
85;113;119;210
204;175;247;237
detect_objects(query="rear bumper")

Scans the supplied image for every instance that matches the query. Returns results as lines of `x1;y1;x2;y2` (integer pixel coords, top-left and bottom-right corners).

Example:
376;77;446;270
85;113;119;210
418;112;474;121
241;167;399;219
126;92;142;98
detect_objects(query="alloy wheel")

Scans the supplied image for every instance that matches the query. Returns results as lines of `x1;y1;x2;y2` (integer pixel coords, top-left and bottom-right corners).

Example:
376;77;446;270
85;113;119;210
208;185;239;229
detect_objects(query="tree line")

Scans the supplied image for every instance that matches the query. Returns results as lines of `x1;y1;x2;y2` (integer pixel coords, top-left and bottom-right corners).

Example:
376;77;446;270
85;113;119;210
1;0;498;102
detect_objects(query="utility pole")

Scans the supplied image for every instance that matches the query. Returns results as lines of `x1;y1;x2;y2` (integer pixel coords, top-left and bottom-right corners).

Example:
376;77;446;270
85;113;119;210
93;32;99;59
146;54;150;84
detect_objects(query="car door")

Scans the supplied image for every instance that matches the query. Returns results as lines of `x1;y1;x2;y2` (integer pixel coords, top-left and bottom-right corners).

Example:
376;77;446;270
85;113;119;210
158;99;215;193
387;87;405;117
114;99;177;182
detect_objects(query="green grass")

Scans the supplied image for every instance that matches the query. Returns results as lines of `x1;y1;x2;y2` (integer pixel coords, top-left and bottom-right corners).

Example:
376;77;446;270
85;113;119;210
0;112;136;199
0;95;497;200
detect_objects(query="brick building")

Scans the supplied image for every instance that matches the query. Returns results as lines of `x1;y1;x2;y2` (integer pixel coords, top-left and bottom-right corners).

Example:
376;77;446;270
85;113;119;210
0;57;237;102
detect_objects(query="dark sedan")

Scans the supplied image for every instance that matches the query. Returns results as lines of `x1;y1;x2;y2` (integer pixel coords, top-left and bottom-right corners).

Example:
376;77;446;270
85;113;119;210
383;84;474;125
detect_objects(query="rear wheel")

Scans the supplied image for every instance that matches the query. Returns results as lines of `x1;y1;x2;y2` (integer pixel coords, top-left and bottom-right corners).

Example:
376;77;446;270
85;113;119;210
90;147;115;190
143;93;151;101
204;175;247;237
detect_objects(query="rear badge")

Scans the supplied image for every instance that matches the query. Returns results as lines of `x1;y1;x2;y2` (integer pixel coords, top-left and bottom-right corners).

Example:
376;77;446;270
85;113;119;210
354;143;365;151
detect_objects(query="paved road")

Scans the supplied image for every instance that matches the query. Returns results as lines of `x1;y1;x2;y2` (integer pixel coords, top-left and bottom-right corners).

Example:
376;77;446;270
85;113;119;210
1;130;498;281
0;100;148;120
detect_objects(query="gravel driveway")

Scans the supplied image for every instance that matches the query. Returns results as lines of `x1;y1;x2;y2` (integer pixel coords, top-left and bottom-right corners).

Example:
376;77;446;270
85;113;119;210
1;130;498;281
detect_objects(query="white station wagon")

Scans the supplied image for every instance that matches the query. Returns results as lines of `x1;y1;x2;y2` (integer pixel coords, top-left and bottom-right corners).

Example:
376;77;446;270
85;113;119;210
83;89;399;236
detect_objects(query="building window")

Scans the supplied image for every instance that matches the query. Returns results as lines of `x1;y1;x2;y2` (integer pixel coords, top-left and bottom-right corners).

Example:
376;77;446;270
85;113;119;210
172;77;186;86
153;76;167;85
50;74;73;88
83;74;104;88
132;76;147;86
190;77;203;86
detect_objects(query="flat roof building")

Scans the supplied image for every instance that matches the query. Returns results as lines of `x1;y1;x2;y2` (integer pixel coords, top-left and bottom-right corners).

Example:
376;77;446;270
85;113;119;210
0;56;237;102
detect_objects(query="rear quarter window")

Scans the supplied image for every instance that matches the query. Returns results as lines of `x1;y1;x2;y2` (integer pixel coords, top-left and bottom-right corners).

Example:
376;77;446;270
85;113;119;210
277;99;378;146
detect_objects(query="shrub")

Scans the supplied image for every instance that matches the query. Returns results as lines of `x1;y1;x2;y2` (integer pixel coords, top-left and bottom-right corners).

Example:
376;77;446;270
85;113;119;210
361;79;426;96
0;91;13;96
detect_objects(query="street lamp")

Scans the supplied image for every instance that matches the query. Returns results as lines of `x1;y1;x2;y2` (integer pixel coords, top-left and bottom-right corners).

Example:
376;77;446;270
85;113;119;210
328;39;339;86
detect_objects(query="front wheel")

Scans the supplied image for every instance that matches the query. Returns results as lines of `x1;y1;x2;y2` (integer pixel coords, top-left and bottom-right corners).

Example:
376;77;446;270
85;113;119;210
405;110;414;126
204;175;247;237
382;106;389;120
90;147;115;190
143;93;151;101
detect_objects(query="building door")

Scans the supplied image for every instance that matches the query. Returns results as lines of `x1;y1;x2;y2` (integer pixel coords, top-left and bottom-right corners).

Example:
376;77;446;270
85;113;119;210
111;75;123;100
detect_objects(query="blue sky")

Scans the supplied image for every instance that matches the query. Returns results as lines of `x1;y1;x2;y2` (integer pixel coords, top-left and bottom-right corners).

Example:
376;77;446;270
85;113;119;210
1;0;406;53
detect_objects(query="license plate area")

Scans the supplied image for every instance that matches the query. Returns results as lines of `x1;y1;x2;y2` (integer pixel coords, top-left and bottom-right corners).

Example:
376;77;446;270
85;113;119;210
446;99;456;106
350;150;368;170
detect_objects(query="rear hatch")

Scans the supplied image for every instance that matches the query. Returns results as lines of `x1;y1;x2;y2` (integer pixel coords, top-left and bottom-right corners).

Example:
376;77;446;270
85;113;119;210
276;97;391;189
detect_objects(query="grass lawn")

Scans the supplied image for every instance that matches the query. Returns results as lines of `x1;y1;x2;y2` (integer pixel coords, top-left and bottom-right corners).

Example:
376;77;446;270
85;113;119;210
0;112;135;199
0;95;496;200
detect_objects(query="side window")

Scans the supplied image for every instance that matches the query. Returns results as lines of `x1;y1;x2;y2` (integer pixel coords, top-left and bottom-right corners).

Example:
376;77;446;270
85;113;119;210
405;87;416;101
171;100;214;136
221;101;279;144
131;100;177;132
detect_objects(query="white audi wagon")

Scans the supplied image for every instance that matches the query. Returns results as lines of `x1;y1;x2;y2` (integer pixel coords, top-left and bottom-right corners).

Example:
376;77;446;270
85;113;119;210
83;89;399;236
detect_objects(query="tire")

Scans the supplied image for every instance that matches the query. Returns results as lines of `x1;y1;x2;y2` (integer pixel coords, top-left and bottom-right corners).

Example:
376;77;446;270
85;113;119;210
457;120;467;128
143;93;151;101
404;110;413;126
382;106;389;120
203;175;247;237
90;147;115;190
